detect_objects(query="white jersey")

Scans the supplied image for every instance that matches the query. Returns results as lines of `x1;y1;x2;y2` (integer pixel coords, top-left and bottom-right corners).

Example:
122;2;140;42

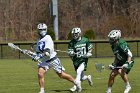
35;35;57;61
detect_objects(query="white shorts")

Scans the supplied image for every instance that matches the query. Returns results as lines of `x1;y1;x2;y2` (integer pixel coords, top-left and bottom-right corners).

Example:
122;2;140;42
38;57;65;73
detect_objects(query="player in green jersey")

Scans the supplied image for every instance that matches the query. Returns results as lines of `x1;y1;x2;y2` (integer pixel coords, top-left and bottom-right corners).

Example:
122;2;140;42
68;27;93;92
106;30;134;93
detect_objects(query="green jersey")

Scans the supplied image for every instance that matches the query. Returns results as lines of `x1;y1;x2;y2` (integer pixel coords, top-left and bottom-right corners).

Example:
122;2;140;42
68;37;93;70
111;39;132;66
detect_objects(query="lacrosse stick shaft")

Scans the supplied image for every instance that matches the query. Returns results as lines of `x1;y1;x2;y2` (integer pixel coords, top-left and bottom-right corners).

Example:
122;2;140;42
55;49;78;55
95;63;122;72
8;43;41;63
55;49;68;53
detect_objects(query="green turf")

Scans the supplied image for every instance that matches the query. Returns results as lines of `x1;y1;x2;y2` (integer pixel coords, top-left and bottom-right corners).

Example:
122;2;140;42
0;58;139;93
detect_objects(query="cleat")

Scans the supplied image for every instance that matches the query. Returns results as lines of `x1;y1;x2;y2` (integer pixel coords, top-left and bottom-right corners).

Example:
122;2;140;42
70;85;77;92
87;75;93;86
124;86;131;93
39;91;45;93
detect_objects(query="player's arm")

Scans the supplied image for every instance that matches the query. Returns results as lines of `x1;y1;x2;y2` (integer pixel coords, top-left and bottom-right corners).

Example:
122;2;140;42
120;42;133;68
68;42;75;57
40;37;54;58
33;36;53;61
83;39;93;58
127;49;132;63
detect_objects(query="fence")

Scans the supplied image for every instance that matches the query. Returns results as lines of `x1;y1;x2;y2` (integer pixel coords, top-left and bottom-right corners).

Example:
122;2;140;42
0;40;140;59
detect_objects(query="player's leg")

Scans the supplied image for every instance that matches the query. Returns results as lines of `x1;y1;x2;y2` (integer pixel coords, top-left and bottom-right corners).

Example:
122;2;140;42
57;71;75;82
81;71;93;86
69;63;85;92
106;69;118;93
118;69;131;93
38;67;46;93
37;61;50;93
56;69;82;92
52;58;82;92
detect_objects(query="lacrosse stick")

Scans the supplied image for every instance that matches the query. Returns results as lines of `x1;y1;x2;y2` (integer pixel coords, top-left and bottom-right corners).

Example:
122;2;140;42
8;43;41;63
55;49;68;53
95;63;122;72
55;49;79;55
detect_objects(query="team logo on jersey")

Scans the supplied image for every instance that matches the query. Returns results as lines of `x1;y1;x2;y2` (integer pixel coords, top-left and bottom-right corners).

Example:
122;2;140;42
75;44;86;48
38;41;45;52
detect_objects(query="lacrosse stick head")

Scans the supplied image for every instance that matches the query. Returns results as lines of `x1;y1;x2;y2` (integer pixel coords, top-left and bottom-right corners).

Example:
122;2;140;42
8;43;20;50
95;63;105;72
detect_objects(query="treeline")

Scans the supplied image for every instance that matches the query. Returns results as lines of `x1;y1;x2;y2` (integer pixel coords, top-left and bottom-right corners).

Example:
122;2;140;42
0;0;139;42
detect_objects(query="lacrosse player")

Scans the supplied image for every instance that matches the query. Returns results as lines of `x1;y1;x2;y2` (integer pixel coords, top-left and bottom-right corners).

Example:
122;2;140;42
106;30;134;93
68;27;93;92
32;23;81;93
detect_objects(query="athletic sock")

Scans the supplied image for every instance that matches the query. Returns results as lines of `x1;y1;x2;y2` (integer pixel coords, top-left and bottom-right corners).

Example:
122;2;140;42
81;75;88;81
40;87;44;92
125;81;130;87
107;87;112;92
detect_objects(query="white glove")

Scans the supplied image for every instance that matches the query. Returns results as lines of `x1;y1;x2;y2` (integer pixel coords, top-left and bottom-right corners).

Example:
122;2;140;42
122;63;129;69
108;64;115;70
83;52;92;58
44;52;50;57
32;54;43;61
68;51;75;56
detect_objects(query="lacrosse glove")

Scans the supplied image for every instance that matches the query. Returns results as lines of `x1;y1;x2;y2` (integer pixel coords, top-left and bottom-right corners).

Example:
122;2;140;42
108;64;115;70
32;53;43;61
82;52;92;58
122;61;129;69
68;51;75;56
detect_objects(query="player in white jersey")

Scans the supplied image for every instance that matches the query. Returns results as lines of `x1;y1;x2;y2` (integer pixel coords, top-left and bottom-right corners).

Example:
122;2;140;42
32;23;82;93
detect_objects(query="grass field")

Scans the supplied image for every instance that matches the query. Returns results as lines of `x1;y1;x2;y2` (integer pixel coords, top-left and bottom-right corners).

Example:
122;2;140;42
0;58;139;93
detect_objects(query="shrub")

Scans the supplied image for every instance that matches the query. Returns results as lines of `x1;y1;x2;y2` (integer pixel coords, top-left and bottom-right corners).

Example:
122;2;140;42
84;29;96;40
67;30;72;40
47;28;55;40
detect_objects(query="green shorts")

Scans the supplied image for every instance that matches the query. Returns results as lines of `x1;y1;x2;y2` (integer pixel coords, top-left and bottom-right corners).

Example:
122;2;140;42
113;60;134;74
74;62;87;71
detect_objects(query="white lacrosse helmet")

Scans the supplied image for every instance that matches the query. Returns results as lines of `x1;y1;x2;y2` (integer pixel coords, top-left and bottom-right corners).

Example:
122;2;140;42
37;23;47;38
71;27;81;40
108;30;121;43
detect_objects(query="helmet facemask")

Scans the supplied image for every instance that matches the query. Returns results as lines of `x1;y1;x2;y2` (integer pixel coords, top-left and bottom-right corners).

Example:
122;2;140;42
38;29;47;38
109;37;118;44
71;27;81;40
37;23;47;38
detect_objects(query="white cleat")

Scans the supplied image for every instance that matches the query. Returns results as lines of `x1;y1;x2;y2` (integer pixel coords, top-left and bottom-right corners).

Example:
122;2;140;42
70;85;77;92
87;75;93;86
124;86;131;93
75;81;82;92
39;91;45;93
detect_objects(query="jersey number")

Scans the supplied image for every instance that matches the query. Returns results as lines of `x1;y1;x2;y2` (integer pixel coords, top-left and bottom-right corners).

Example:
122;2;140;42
76;47;86;58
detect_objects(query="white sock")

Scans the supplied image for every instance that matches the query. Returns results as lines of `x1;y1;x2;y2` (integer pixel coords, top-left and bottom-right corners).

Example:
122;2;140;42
81;75;88;81
40;87;44;92
126;82;130;87
107;87;112;92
